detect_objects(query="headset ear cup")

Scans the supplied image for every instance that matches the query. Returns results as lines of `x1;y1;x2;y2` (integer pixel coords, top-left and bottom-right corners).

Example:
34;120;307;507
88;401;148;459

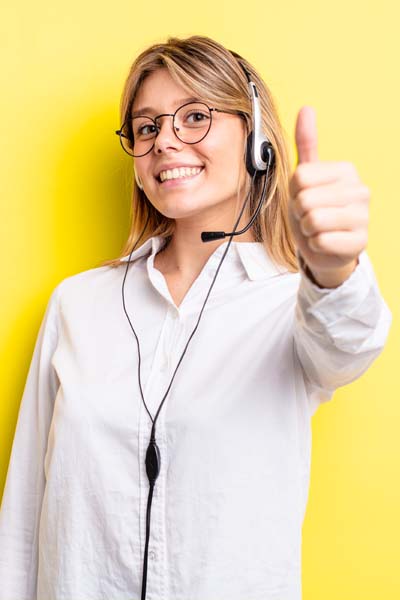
263;143;275;170
246;131;276;177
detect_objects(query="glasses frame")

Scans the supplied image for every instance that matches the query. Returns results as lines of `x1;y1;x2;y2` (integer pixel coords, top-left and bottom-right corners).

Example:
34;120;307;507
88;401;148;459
115;101;246;157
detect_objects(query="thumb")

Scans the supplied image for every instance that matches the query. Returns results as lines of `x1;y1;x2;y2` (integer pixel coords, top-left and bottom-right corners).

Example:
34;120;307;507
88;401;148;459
295;105;318;164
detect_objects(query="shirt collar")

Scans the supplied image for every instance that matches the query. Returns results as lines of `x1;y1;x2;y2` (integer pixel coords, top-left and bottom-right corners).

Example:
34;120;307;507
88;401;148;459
119;235;288;281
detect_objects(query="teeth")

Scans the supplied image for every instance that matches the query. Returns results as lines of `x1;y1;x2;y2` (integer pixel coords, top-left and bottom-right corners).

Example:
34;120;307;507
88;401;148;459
159;166;202;182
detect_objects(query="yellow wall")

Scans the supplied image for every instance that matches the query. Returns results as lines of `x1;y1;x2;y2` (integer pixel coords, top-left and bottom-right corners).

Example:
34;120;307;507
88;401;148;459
1;1;398;597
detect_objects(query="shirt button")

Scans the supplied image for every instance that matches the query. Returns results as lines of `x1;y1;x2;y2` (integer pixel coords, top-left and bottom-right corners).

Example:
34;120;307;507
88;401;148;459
149;550;157;560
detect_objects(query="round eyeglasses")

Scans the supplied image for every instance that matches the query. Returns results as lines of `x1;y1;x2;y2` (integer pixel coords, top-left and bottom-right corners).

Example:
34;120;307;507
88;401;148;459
115;101;245;157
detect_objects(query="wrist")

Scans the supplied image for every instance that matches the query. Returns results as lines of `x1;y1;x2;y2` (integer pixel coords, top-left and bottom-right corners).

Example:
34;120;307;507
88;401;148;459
298;254;359;289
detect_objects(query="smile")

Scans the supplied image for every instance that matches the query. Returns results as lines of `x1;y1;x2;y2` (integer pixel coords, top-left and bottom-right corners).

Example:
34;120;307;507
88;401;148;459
158;166;204;183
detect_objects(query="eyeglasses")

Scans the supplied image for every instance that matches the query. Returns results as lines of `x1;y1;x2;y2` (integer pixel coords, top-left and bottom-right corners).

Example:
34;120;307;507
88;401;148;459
115;101;245;157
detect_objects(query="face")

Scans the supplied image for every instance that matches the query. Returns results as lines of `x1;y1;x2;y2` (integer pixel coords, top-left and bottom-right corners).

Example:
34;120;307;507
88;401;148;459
131;68;249;227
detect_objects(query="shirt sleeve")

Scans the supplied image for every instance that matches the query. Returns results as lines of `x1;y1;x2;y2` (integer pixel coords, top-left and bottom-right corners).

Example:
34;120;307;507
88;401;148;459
293;250;392;416
0;285;60;600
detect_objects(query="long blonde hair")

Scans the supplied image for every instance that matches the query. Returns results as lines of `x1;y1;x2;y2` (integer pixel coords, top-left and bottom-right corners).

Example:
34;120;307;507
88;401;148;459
102;35;298;272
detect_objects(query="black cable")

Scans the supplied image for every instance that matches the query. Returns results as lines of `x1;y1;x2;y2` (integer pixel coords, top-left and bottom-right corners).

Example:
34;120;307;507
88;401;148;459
121;166;270;600
121;213;154;423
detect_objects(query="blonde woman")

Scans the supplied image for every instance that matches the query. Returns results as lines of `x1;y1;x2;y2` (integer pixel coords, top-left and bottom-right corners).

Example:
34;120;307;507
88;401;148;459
0;35;392;600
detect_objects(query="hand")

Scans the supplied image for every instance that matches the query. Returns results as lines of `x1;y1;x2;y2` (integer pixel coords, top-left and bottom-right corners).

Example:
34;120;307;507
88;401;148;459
288;106;370;287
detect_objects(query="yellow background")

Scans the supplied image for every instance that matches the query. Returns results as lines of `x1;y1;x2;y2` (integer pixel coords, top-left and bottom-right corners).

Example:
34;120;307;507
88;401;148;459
1;1;399;597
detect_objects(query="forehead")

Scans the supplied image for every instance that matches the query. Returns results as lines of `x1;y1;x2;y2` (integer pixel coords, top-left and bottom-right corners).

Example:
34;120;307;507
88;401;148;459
131;69;199;116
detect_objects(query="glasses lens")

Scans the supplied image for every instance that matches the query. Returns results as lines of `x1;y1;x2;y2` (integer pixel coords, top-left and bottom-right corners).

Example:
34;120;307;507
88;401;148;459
118;122;135;156
174;103;212;144
131;116;158;157
119;102;212;156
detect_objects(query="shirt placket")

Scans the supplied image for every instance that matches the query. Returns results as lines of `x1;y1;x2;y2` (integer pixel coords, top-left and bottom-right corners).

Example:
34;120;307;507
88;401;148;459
138;303;183;600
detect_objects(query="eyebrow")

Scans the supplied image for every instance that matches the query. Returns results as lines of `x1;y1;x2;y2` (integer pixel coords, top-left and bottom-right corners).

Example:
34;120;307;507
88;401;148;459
130;97;202;118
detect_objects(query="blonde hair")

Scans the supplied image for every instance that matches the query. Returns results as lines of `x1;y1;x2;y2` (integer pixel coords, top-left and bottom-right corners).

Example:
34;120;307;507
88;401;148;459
102;35;298;272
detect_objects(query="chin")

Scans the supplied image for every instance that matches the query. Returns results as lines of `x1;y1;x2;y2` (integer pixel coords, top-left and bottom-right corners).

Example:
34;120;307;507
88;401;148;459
153;195;216;220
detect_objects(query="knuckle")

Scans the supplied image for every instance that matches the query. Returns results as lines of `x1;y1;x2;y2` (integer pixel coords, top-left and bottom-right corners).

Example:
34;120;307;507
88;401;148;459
355;231;368;253
296;189;311;213
317;232;329;250
340;160;356;175
308;233;323;251
307;211;320;231
359;207;370;226
294;164;309;188
302;210;320;236
360;184;371;201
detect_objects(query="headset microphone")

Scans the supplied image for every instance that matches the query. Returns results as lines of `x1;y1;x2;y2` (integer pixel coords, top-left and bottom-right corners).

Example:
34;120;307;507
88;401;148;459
201;68;275;243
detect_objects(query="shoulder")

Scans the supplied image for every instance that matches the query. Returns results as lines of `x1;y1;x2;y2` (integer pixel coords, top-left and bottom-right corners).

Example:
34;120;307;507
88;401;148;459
52;263;128;310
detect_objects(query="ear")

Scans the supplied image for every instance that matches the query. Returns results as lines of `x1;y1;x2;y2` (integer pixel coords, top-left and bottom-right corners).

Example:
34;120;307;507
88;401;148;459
134;167;144;190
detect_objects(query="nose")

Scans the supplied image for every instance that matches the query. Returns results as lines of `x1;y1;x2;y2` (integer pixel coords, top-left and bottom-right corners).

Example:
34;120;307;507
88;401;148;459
153;115;183;154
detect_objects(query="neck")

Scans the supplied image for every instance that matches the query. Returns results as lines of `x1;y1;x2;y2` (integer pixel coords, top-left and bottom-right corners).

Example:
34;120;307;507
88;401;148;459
154;211;256;279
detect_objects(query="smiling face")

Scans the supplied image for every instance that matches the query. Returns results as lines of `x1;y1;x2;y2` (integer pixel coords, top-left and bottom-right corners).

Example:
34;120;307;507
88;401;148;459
132;68;249;228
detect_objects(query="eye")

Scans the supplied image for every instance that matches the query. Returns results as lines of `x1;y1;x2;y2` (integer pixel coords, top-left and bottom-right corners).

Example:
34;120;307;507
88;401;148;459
137;123;157;136
185;111;210;124
132;116;158;138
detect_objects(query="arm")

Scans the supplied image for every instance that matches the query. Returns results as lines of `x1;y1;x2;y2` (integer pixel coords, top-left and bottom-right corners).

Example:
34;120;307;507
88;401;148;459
294;250;392;415
0;286;60;600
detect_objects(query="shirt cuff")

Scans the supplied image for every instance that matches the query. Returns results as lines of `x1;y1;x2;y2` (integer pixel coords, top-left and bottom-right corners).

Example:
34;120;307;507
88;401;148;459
297;247;384;327
296;248;368;306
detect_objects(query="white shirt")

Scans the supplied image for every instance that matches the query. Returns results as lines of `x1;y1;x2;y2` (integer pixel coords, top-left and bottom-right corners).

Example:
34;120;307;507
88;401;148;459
0;236;392;600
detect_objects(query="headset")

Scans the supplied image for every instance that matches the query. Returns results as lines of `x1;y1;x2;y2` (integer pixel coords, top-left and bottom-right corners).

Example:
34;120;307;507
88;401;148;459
120;57;276;600
201;63;275;242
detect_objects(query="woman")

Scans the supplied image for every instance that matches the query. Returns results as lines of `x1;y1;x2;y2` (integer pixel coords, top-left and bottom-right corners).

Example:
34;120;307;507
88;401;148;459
0;35;392;600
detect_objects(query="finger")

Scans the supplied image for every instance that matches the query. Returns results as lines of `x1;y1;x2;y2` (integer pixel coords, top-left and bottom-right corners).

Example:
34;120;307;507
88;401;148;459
295;106;318;164
299;205;368;237
289;161;360;198
292;182;370;220
307;230;367;255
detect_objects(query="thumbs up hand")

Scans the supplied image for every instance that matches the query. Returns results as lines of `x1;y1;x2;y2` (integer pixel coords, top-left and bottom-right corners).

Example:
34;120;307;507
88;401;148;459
288;106;370;288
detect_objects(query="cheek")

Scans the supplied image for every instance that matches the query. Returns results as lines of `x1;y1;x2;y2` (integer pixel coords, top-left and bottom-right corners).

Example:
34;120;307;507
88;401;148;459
134;157;152;179
205;137;245;177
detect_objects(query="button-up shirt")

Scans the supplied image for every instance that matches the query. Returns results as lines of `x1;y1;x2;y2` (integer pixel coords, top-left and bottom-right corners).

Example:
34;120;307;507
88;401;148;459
0;236;392;600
